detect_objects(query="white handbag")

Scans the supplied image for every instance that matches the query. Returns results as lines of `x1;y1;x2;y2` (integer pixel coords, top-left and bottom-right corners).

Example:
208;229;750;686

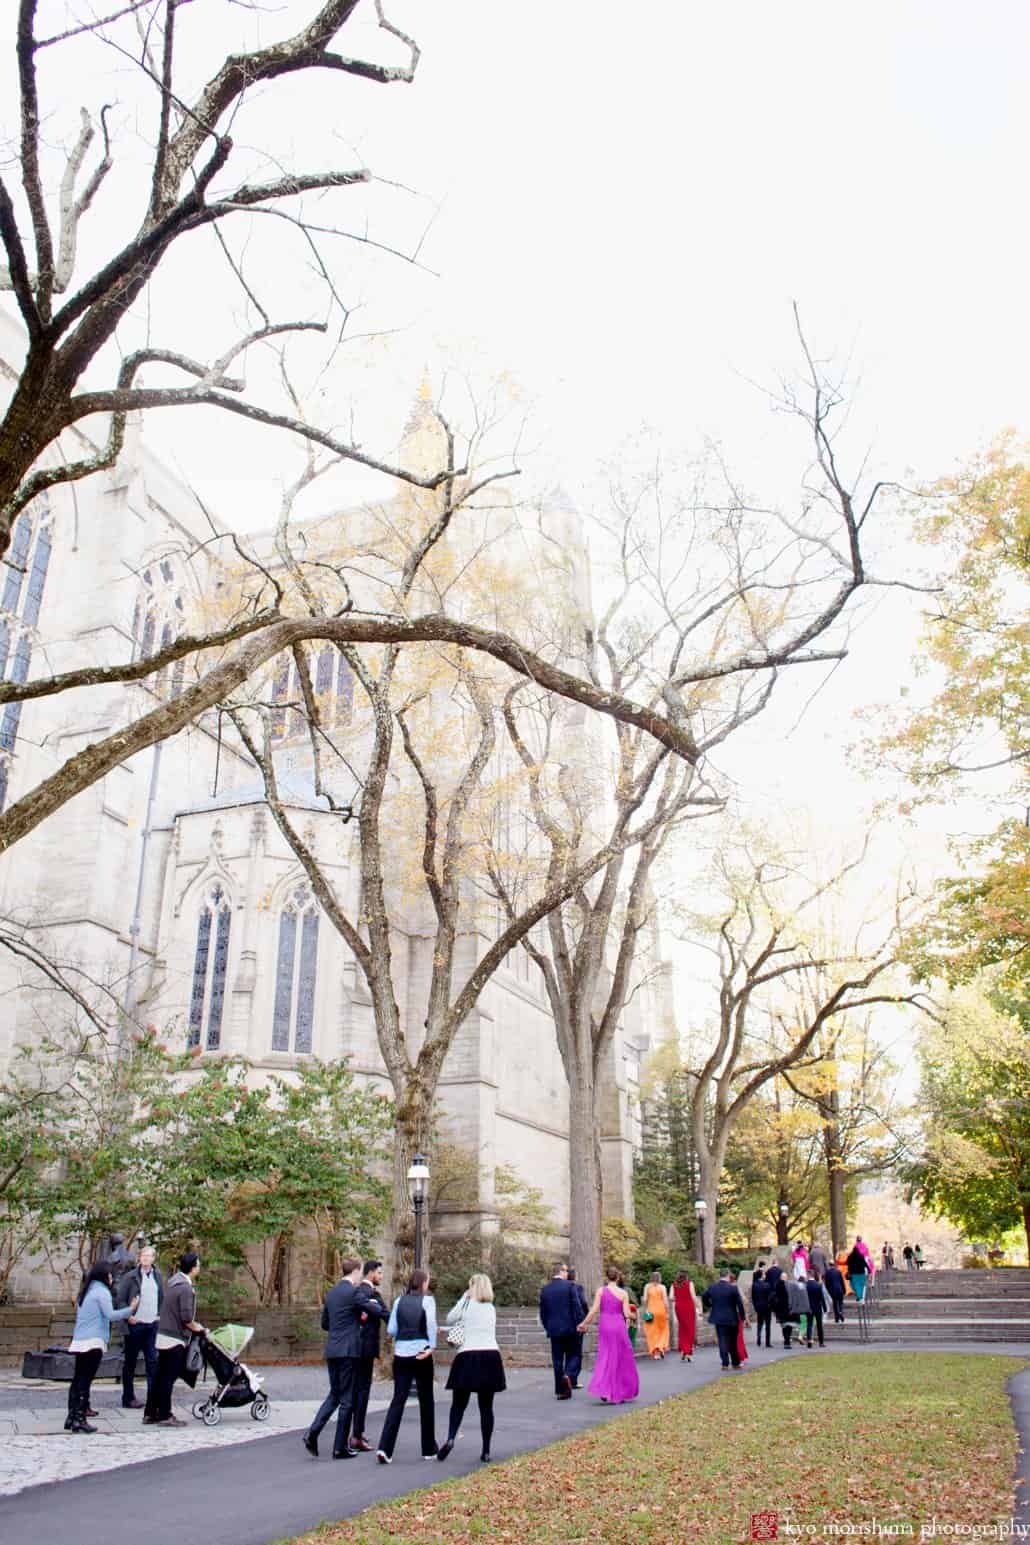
446;1294;469;1348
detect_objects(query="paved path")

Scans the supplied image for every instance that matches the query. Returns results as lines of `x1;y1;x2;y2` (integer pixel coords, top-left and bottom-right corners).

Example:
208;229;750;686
1;1343;1028;1545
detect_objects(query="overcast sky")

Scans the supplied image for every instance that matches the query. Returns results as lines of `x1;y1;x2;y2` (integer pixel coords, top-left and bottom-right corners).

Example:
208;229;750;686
9;0;1028;931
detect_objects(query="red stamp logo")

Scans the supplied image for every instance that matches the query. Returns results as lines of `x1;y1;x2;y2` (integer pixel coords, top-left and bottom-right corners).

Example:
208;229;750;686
750;1514;780;1541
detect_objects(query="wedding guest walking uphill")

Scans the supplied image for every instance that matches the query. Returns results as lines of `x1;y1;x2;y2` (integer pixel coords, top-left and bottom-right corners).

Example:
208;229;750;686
673;1268;698;1361
146;1253;204;1426
539;1263;582;1398
847;1241;870;1303
352;1260;390;1453
702;1269;747;1370
578;1267;639;1404
642;1271;671;1359
437;1274;507;1465
375;1268;438;1464
751;1266;773;1349
303;1257;367;1460
66;1262;138;1434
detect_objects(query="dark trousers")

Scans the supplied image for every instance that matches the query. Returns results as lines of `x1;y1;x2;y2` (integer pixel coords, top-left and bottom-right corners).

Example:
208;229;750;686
67;1347;103;1421
549;1332;582;1393
715;1323;741;1368
352;1355;377;1438
803;1309;825;1346
755;1309;772;1346
146;1343;186;1421
377;1355;436;1458
308;1356;359;1455
828;1293;845;1323
446;1388;495;1452
122;1321;158;1404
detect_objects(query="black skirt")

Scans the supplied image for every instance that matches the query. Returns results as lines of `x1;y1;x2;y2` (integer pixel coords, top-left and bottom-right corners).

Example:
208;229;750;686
445;1348;506;1393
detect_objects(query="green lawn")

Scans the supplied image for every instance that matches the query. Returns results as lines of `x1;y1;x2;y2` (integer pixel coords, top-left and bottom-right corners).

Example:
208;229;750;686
287;1353;1024;1544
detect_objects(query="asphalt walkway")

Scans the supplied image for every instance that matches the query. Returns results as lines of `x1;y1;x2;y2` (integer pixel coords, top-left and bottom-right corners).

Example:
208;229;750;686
1;1342;1028;1545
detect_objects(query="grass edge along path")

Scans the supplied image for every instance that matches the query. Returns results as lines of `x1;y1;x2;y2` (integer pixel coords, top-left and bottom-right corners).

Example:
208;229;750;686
281;1353;1026;1545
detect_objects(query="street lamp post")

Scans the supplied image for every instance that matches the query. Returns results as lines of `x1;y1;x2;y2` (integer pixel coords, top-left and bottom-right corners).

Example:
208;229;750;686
407;1153;430;1273
694;1198;708;1266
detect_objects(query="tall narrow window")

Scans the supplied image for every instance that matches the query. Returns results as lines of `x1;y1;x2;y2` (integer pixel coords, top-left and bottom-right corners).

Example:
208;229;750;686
269;649;354;744
133;557;186;697
187;885;232;1050
270;884;320;1052
0;496;52;813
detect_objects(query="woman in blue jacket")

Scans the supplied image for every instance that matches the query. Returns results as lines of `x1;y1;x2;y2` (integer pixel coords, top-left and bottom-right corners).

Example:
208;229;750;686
66;1260;137;1433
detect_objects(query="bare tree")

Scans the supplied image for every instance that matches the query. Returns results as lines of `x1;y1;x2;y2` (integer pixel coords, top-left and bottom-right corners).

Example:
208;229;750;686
0;0;444;557
682;846;923;1262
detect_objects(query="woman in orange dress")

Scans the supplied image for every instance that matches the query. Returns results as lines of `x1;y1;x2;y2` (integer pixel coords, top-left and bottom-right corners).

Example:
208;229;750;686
672;1269;699;1362
641;1272;670;1359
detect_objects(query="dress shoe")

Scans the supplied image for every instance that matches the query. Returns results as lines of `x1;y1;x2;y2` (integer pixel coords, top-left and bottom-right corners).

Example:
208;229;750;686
352;1435;372;1452
122;1398;143;1409
86;1406;98;1417
302;1432;318;1458
332;1447;358;1459
436;1439;454;1462
480;1451;491;1463
376;1450;392;1464
556;1390;572;1400
158;1415;186;1426
142;1415;158;1424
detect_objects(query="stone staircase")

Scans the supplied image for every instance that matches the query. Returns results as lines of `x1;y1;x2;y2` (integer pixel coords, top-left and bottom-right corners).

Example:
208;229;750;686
823;1269;1030;1343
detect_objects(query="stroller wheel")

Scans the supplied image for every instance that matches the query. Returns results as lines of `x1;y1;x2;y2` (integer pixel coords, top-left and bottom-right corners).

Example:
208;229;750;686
250;1393;270;1422
191;1400;208;1422
200;1401;221;1426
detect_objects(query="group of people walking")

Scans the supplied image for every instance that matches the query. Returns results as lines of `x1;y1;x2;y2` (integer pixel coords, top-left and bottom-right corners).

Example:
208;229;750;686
65;1247;205;1434
303;1258;507;1466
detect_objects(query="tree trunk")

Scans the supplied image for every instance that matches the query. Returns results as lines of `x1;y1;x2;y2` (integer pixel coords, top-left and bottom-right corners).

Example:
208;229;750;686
823;1119;847;1253
776;1208;789;1247
567;1070;604;1294
1022;1202;1030;1269
692;1155;720;1266
387;1091;428;1301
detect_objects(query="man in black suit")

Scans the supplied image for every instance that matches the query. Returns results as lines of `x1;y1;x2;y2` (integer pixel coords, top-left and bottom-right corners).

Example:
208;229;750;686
539;1264;582;1398
701;1269;747;1370
803;1271;826;1347
567;1269;589;1388
824;1262;846;1323
303;1257;366;1459
750;1265;773;1348
351;1259;390;1451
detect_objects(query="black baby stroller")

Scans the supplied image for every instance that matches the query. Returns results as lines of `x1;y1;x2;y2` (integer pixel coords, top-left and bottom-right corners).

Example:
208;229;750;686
191;1323;270;1426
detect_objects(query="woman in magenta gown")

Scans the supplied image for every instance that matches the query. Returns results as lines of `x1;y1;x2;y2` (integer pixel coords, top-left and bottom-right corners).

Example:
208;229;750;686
577;1267;640;1404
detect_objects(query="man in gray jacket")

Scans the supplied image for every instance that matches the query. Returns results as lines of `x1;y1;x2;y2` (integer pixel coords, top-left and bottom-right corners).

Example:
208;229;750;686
116;1245;164;1409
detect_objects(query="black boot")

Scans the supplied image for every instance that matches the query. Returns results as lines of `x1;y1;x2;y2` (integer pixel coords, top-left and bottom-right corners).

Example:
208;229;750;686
70;1392;97;1434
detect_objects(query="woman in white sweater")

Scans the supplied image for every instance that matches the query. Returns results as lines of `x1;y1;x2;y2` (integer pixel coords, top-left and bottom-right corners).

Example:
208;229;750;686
437;1273;507;1465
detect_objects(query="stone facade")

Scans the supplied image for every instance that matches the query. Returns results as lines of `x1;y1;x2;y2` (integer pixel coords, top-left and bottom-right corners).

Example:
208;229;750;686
0;334;663;1294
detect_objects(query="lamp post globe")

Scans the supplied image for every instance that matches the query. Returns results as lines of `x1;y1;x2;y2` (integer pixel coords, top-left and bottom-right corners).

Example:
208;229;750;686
407;1154;430;1272
694;1198;708;1266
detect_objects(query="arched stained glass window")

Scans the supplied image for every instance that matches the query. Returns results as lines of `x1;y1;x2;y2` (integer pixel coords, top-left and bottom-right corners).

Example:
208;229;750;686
271;883;320;1053
187;884;232;1050
134;557;186;698
0;496;52;813
269;649;354;744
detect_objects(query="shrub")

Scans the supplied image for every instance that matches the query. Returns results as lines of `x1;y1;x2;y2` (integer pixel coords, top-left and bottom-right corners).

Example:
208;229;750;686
601;1215;645;1269
429;1234;551;1307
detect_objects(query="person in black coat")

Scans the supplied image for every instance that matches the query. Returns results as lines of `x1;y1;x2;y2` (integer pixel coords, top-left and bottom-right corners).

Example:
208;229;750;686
764;1261;783;1294
567;1269;589;1388
539;1265;584;1397
771;1273;799;1348
803;1272;826;1347
351;1259;391;1449
701;1270;747;1369
823;1263;846;1323
750;1266;773;1348
303;1258;366;1460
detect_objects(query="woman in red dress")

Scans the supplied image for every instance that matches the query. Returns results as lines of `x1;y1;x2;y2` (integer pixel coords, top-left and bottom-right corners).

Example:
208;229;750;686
672;1270;698;1362
729;1273;749;1365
